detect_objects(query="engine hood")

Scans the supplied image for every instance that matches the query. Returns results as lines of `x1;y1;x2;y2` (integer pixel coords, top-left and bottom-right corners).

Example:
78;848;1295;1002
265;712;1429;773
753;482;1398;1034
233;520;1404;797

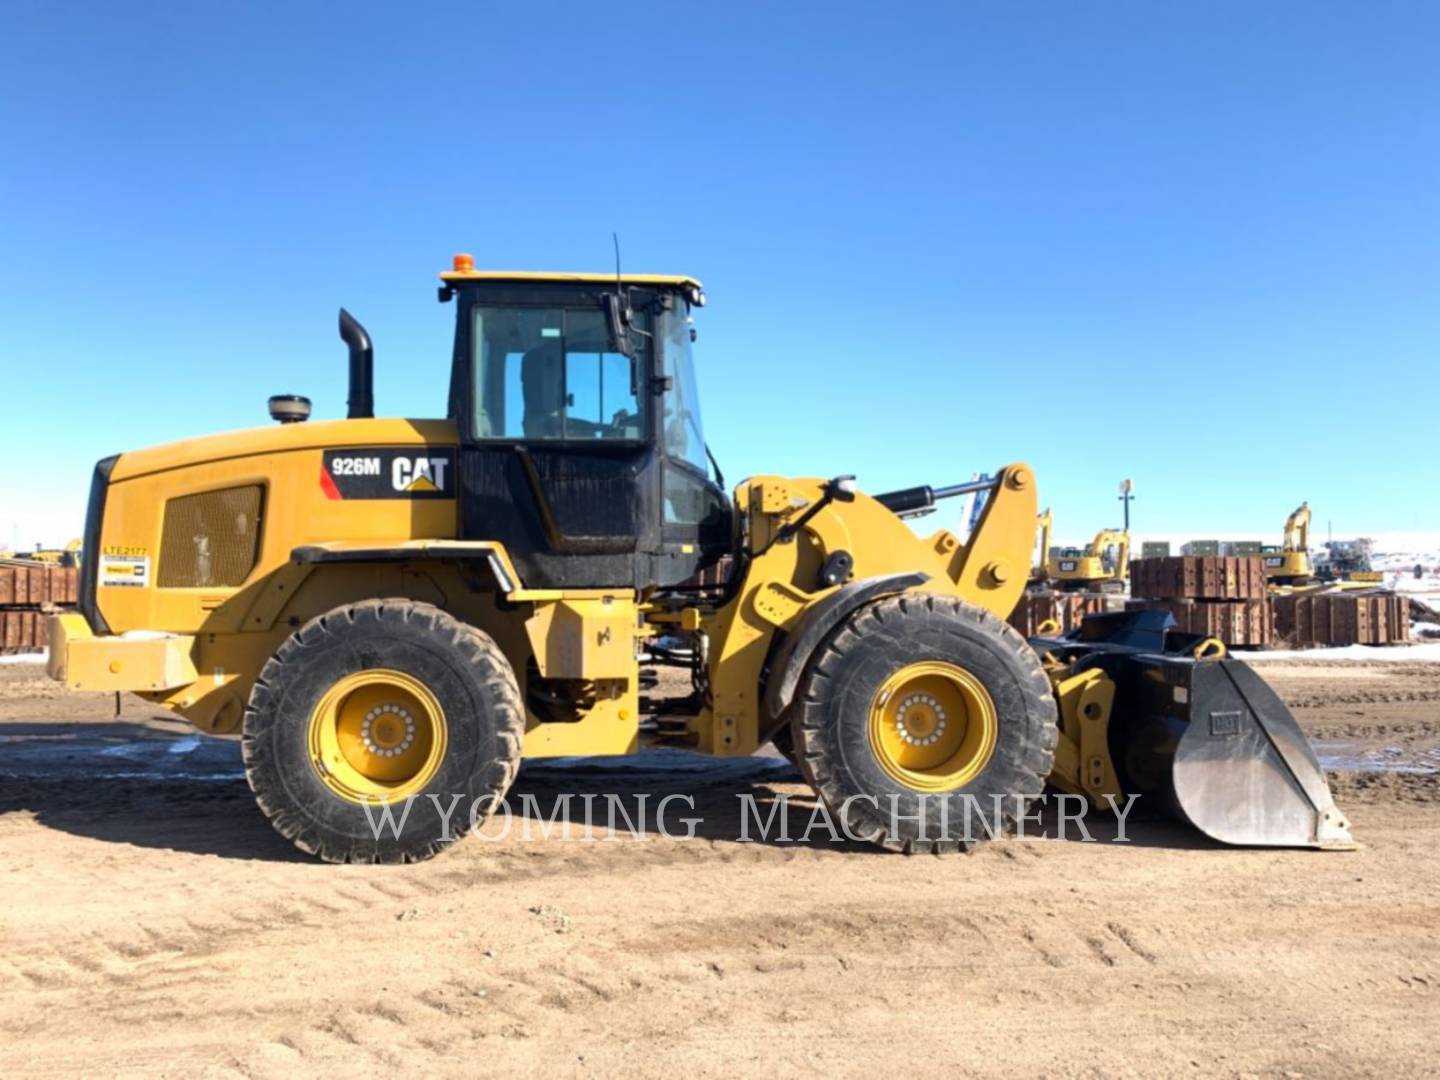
110;418;459;482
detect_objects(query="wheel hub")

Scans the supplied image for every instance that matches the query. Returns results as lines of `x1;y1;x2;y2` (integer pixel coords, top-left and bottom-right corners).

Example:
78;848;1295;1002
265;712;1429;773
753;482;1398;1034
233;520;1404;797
361;704;417;757
894;694;947;746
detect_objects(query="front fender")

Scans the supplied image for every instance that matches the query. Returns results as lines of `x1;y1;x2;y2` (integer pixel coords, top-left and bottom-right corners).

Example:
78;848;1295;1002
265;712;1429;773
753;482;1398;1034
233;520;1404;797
762;571;928;721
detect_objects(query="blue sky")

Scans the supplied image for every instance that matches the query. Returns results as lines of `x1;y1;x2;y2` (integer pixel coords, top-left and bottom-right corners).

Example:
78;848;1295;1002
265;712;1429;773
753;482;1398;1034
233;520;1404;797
2;2;1436;551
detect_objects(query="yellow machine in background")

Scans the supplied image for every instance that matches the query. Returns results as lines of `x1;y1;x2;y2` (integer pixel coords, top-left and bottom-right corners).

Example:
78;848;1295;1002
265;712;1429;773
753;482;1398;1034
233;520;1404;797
1263;503;1312;584
25;539;83;568
1035;510;1129;592
46;258;1350;863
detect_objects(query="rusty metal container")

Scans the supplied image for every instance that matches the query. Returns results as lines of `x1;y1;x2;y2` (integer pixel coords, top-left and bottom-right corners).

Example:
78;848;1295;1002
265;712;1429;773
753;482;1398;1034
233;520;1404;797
1273;591;1409;646
1125;597;1274;646
1129;555;1268;602
1010;590;1110;637
0;560;79;652
0;610;49;653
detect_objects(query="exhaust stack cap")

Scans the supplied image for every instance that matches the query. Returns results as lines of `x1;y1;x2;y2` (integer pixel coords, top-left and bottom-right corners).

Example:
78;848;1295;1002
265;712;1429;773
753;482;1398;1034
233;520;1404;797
269;394;312;424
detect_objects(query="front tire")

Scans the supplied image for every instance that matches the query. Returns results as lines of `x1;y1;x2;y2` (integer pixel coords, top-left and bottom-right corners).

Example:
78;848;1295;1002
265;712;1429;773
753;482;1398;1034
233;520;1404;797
242;599;524;863
794;593;1057;853
769;715;800;768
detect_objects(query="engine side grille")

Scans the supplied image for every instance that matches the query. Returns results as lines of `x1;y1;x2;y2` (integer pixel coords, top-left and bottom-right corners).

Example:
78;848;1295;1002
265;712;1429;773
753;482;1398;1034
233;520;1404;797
158;485;264;588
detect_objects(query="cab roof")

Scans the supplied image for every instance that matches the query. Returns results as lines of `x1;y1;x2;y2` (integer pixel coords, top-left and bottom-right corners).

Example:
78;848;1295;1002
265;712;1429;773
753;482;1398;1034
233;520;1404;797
439;268;702;289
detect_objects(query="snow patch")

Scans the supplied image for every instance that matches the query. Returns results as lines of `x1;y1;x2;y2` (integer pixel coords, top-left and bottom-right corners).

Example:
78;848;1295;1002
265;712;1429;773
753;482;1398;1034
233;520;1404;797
0;652;47;665
1234;642;1440;663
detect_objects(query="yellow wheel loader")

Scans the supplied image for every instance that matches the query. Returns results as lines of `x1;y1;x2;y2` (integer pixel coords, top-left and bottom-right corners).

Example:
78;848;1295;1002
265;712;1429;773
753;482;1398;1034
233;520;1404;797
46;257;1352;862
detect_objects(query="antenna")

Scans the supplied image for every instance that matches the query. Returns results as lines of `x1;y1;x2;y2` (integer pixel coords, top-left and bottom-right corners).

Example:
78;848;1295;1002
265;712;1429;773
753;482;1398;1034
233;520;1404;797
609;232;650;341
612;231;630;325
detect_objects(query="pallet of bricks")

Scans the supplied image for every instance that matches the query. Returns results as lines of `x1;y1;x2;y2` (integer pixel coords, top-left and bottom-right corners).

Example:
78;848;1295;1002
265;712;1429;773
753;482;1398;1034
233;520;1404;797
0;560;79;654
1009;591;1110;637
1273;591;1408;646
1126;555;1273;646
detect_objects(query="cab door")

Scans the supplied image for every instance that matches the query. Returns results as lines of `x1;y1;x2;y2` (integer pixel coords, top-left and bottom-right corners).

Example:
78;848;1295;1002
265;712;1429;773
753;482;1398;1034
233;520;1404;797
455;294;663;589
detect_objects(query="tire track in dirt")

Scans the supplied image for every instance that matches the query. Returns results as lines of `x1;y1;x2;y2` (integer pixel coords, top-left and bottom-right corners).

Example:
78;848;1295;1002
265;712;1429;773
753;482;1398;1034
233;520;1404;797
619;897;1173;984
0;814;831;1017
0;825;725;992
1286;689;1440;709
220;956;631;1076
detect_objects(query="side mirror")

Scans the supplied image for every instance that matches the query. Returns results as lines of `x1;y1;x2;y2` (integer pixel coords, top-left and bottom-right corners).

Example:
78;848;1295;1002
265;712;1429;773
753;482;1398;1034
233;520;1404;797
602;292;633;359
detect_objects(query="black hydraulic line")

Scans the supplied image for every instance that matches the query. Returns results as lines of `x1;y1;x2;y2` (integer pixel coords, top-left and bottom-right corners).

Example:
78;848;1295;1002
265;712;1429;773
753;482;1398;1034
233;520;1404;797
875;476;997;515
874;485;935;514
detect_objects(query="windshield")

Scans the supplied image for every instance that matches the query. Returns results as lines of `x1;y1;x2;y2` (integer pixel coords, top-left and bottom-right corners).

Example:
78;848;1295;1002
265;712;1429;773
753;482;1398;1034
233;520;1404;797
660;303;708;473
472;306;645;440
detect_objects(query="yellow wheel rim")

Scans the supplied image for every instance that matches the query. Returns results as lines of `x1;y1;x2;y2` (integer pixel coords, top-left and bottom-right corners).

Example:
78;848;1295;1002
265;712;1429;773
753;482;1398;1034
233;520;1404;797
867;661;998;792
307;669;448;804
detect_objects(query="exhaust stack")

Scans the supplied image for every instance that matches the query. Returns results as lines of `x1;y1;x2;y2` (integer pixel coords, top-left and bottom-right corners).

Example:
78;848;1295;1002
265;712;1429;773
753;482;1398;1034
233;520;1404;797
339;308;374;419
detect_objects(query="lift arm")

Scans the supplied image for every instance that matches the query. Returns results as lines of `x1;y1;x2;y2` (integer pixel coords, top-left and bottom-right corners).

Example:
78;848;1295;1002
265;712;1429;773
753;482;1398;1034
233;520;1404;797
1283;502;1310;554
1087;529;1131;583
1035;508;1052;579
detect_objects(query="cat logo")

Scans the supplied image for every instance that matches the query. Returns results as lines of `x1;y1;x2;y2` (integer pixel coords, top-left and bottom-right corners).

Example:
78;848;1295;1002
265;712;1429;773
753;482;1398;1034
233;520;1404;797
393;456;448;493
322;447;456;500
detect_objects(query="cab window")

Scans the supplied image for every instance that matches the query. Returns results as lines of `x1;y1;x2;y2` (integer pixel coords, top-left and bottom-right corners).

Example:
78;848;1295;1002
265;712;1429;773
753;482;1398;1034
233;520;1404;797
660;302;722;526
660;306;708;471
473;307;644;440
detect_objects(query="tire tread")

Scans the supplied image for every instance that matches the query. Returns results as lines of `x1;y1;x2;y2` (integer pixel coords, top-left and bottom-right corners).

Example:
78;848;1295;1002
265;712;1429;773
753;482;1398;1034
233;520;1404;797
241;598;524;864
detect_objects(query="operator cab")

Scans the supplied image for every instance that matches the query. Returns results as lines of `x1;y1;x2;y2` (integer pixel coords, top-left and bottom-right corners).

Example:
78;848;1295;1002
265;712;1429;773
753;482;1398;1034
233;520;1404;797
440;258;732;590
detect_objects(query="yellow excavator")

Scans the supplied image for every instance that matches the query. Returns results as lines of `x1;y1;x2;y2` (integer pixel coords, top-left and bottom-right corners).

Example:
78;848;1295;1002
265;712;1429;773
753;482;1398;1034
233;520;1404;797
1035;510;1130;592
1262;503;1312;584
26;539;83;568
45;257;1350;862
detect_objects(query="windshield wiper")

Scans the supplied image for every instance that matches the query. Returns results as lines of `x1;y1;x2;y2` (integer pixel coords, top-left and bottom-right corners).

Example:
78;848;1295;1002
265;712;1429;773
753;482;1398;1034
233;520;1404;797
704;441;724;490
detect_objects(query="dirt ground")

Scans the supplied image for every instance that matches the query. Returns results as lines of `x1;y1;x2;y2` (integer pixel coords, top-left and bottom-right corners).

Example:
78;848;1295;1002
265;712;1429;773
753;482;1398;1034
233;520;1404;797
1;656;1437;1079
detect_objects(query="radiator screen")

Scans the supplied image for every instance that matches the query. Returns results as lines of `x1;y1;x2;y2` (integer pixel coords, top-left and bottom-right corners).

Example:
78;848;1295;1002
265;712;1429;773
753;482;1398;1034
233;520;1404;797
158;485;264;588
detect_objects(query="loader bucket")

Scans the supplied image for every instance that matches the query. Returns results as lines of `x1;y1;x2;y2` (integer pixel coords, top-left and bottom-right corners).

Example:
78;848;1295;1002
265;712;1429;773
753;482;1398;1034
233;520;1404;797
1105;654;1353;848
1043;611;1354;849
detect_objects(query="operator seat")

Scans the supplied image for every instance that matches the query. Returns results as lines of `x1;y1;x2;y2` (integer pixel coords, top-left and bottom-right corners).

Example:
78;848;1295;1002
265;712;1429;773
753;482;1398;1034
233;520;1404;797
521;340;565;438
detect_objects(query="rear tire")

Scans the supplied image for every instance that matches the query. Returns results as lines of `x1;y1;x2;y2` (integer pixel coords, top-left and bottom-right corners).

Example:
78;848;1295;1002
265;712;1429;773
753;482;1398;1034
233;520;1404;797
242;599;523;863
794;593;1057;853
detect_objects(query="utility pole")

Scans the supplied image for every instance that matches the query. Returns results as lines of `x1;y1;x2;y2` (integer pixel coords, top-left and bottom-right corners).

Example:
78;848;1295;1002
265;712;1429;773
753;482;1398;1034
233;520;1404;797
1117;478;1134;531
